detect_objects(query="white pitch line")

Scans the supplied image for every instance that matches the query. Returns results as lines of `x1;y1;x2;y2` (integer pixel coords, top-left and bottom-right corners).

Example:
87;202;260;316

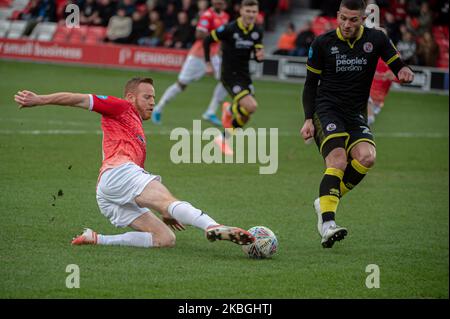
0;129;447;139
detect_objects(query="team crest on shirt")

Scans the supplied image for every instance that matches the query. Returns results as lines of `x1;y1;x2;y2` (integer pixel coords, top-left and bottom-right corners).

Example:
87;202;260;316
326;123;337;132
232;85;242;94
331;46;339;54
251;32;259;40
363;42;373;53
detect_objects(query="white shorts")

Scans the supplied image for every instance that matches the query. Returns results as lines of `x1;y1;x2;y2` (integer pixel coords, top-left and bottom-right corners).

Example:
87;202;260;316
178;54;221;84
96;162;161;228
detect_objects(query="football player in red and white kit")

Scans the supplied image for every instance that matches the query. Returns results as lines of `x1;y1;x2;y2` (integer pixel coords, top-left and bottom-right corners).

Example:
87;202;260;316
152;0;229;126
14;78;254;249
367;58;397;125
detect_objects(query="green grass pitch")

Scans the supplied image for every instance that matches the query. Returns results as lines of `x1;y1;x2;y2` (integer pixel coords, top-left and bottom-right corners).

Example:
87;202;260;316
0;60;448;298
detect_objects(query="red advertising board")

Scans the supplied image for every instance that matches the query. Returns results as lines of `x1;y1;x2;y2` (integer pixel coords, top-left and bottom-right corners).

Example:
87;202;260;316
0;38;188;71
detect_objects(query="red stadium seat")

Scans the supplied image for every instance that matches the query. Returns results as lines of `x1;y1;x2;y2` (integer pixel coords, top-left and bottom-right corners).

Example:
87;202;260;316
85;26;106;44
69;25;88;43
0;0;12;8
52;24;71;42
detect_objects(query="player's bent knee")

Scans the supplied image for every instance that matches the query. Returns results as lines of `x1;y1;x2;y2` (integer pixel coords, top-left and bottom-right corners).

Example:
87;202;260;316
325;149;347;171
154;230;176;248
358;153;376;168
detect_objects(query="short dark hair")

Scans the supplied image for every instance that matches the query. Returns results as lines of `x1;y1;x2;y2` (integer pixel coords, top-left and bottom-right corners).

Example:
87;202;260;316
241;0;259;7
340;0;366;11
124;77;153;96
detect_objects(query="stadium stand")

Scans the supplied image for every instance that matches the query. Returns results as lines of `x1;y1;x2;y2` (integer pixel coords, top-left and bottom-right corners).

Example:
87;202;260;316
6;19;27;38
29;21;57;41
0;18;10;37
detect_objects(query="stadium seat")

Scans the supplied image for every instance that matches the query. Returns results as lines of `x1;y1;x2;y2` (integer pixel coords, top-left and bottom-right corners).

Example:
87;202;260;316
0;19;10;37
11;0;28;10
52;24;71;42
0;0;12;8
0;7;14;20
6;19;27;38
69;25;88;43
85;26;107;44
29;21;57;41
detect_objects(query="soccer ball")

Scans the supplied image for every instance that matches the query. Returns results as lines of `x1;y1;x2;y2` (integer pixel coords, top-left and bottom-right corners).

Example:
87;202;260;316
242;226;278;259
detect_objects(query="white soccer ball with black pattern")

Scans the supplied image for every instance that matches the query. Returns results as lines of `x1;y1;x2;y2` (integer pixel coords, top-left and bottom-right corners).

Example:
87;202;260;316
242;226;278;259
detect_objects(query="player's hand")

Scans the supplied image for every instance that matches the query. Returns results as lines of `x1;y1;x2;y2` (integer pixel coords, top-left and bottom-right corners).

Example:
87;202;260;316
300;119;315;144
205;62;214;75
397;67;414;84
162;216;186;231
14;90;41;108
255;48;264;62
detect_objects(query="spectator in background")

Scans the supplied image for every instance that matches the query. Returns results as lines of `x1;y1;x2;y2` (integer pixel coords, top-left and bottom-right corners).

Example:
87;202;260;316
97;0;117;27
181;0;198;21
417;2;433;35
293;21;315;57
119;0;137;17
260;0;279;31
396;31;417;65
273;22;296;56
165;11;194;49
138;10;165;47
384;11;401;45
434;0;449;25
80;0;99;25
106;8;133;43
163;2;179;30
417;31;440;67
191;0;209;26
128;10;149;44
392;0;408;22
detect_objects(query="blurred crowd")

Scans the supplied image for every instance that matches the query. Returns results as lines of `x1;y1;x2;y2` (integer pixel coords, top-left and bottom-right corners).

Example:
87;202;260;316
273;0;449;67
14;0;288;49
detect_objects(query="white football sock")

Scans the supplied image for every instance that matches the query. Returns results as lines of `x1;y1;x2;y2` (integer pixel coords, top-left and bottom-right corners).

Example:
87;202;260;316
97;232;153;248
154;83;183;112
322;220;336;234
168;201;218;231
204;82;228;115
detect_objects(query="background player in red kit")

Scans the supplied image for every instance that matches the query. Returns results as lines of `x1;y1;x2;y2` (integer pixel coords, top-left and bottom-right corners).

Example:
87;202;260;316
152;0;229;126
14;77;254;249
367;58;397;125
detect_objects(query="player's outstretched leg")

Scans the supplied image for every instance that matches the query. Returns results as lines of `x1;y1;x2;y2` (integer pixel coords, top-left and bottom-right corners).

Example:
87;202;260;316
152;82;185;124
205;225;254;245
71;226;159;248
135;180;254;246
202;82;227;126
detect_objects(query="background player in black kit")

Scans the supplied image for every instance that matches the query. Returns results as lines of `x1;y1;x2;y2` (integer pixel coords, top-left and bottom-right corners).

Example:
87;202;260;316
203;0;264;155
300;0;415;248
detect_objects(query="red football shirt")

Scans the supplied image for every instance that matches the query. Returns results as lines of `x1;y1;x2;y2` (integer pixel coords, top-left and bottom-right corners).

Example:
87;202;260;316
189;7;229;58
370;59;395;104
89;94;146;177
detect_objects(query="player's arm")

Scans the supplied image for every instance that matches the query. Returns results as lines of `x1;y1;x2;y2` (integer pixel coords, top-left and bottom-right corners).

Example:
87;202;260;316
203;24;228;64
254;29;265;62
379;32;414;83
300;39;323;142
14;90;90;109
